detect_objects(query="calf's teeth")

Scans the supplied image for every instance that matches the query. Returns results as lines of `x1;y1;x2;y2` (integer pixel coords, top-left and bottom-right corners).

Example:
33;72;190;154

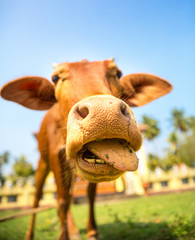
84;158;106;164
84;158;95;163
95;159;105;164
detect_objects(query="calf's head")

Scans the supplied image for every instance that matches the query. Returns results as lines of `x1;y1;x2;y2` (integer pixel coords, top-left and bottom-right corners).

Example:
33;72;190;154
1;59;172;182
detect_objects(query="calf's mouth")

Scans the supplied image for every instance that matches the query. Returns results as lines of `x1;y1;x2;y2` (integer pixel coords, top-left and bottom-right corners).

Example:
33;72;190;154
76;138;139;183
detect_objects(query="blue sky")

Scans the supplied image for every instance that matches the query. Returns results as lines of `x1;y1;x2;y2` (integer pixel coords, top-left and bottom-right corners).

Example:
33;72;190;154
0;0;195;174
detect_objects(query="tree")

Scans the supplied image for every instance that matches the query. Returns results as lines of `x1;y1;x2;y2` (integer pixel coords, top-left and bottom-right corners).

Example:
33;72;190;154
13;155;35;178
168;109;195;150
147;153;174;172
8;155;35;185
187;116;195;130
177;130;195;167
147;153;160;171
169;108;189;133
140;115;161;174
167;131;179;154
0;151;10;186
168;109;195;166
141;115;160;141
168;108;188;155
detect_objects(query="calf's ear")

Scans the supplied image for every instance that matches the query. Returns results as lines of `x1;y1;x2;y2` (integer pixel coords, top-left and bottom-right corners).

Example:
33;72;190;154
0;76;56;110
120;73;172;107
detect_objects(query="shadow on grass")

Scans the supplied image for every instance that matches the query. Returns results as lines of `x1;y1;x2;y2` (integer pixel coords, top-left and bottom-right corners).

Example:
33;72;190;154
80;221;181;240
101;222;175;240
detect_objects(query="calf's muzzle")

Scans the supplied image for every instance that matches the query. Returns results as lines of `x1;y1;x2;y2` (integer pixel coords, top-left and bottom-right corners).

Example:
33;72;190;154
66;95;142;182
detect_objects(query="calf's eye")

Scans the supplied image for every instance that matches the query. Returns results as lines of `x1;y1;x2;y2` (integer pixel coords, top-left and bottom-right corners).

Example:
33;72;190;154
52;75;60;84
116;70;122;79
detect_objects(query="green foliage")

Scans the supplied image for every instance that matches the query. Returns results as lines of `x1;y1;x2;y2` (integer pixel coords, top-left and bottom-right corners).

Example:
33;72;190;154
160;157;173;172
167;108;195;168
13;155;35;178
0;151;10;186
145;109;195;172
7;155;35;184
167;131;179;154
166;152;180;166
141;115;160;141
168;108;195;154
171;214;195;239
176;130;195;167
148;153;174;172
186;116;195;130
170;108;190;133
0;151;9;166
147;153;160;171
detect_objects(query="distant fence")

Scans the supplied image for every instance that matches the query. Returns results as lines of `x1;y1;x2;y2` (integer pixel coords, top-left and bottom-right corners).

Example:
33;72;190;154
0;205;55;223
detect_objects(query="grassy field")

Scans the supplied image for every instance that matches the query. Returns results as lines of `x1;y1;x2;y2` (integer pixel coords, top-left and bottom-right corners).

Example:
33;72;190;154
0;191;195;240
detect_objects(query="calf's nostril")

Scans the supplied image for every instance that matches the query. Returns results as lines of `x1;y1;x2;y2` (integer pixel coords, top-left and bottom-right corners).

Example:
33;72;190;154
120;103;130;118
77;106;89;119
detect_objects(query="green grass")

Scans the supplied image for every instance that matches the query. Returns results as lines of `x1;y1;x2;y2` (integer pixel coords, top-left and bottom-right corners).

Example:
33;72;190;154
0;191;195;240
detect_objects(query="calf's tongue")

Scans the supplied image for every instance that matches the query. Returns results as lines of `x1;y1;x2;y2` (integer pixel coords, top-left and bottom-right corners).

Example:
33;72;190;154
86;139;139;171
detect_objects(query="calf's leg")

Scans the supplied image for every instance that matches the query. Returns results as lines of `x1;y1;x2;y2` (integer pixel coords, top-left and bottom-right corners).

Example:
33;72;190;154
25;157;49;240
87;182;99;240
52;149;80;240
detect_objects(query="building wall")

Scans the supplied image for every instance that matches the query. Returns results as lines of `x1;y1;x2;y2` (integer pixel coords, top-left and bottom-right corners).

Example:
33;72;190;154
0;165;195;209
0;172;124;209
147;165;195;194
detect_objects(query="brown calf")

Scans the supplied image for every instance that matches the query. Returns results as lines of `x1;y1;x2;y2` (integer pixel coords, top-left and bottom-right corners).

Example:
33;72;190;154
1;59;172;240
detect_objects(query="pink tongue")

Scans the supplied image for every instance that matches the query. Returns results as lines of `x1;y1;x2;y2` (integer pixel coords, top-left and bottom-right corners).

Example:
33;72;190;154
86;139;139;171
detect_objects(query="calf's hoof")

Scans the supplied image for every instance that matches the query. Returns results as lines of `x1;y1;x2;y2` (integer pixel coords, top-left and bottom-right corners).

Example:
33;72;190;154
87;230;100;240
87;236;100;240
24;232;34;240
59;230;81;240
70;233;82;240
